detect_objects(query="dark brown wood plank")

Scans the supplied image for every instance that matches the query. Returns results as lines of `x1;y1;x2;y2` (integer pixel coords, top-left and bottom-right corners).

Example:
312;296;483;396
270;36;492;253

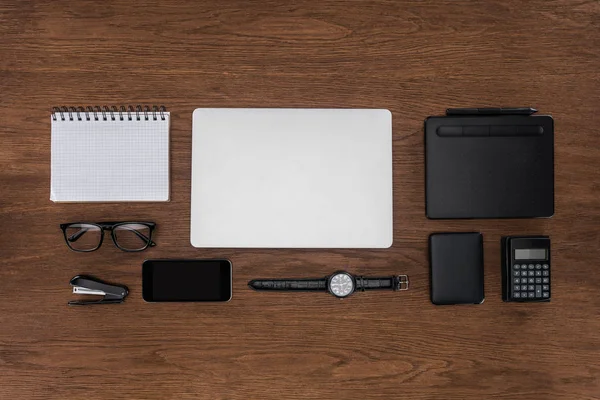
1;0;599;399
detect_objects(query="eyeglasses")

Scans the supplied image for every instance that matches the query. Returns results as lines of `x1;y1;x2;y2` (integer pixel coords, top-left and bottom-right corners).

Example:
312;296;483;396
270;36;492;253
60;222;156;252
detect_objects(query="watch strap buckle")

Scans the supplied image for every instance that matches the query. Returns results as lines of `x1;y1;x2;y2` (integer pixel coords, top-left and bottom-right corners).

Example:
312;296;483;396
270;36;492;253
394;275;409;291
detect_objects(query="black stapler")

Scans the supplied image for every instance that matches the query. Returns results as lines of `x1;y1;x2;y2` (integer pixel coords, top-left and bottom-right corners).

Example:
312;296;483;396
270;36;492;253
68;275;128;306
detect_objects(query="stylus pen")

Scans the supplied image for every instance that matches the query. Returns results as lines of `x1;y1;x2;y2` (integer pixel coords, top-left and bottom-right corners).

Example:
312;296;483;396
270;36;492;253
446;107;537;116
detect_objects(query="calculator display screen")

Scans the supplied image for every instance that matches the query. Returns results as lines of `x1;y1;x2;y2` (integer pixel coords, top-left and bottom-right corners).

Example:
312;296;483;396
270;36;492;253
515;248;547;260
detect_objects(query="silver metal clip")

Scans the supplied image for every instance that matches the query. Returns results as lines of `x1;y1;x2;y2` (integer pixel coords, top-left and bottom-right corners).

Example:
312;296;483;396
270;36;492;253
73;286;106;296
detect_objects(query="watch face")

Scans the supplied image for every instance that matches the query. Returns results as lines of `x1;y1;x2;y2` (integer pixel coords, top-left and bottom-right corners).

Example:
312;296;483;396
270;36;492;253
328;272;355;298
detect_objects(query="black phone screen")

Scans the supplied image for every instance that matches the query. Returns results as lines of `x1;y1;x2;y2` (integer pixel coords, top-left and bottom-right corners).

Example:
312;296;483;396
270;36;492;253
142;259;232;302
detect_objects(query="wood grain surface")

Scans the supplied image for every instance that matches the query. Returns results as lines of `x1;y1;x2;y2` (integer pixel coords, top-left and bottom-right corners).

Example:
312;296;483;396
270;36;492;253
1;1;599;399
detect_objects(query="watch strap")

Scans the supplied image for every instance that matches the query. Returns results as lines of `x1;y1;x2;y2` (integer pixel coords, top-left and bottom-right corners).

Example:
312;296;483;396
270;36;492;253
355;275;409;291
248;279;327;291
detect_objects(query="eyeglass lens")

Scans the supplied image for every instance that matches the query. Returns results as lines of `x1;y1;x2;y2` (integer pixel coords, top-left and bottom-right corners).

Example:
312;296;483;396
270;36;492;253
64;223;102;251
113;223;152;251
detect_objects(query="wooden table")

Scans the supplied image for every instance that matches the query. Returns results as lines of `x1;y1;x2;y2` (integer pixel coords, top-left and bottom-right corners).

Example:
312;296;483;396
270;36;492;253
1;1;599;399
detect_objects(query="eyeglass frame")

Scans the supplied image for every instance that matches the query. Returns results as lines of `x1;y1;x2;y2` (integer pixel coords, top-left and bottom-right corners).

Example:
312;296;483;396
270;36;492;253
60;221;156;252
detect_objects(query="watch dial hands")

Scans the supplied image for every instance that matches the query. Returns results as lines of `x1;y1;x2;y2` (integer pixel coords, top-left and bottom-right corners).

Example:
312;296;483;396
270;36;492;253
328;273;355;297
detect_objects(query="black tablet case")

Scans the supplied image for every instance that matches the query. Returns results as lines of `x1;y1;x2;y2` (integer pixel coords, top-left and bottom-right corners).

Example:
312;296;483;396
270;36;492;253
430;232;484;305
425;114;554;219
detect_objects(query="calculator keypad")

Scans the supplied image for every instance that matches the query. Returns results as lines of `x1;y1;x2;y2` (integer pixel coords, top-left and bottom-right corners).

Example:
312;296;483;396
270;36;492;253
510;262;550;301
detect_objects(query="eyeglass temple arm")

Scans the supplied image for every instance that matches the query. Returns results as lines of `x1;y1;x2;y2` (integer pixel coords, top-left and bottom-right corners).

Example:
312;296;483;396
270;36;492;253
123;227;156;246
68;227;156;246
67;228;89;242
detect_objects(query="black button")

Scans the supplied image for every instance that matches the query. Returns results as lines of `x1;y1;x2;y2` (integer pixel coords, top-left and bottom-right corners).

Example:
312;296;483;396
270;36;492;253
542;278;549;284
521;278;528;284
513;264;520;270
542;285;549;291
528;278;535;284
490;125;517;136
543;264;549;269
514;271;520;276
528;264;535;270
543;271;549;276
514;292;521;298
535;278;542;284
514;285;520;291
535;264;542;270
514;278;520;284
535;285;542;298
517;125;544;135
528;285;535;291
463;126;489;136
528;271;535;276
437;126;462;136
542;292;549;298
528;292;535;298
535;271;542;276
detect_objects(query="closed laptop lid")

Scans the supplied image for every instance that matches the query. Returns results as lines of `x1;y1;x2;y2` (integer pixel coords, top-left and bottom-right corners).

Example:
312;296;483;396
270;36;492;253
191;108;393;248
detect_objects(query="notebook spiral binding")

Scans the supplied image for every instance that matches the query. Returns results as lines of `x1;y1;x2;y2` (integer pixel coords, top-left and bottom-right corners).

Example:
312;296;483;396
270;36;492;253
52;105;167;121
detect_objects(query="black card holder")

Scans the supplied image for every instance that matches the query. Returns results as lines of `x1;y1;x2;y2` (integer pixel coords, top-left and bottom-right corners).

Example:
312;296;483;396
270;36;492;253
429;232;484;305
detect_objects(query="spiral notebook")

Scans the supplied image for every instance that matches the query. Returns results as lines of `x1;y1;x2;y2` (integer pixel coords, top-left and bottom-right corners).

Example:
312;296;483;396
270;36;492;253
50;105;170;202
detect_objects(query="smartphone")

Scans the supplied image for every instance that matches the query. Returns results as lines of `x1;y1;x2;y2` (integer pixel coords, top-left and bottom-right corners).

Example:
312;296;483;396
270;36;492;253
142;259;232;302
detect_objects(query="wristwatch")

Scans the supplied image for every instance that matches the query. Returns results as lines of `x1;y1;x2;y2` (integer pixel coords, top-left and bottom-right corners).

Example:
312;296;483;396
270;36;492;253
248;270;409;298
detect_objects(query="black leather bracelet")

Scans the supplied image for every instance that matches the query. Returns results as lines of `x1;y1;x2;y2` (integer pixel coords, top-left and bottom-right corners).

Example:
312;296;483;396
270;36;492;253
355;276;394;291
248;279;327;291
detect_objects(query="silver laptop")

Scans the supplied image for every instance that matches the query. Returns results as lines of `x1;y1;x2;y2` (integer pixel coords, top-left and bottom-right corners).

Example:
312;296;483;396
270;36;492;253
191;108;393;248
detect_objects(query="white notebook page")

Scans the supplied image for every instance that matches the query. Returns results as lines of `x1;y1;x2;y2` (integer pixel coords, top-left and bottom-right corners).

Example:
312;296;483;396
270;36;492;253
50;113;170;202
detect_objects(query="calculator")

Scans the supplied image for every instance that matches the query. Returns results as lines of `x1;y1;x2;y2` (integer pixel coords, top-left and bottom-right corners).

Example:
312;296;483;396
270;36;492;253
502;236;551;302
